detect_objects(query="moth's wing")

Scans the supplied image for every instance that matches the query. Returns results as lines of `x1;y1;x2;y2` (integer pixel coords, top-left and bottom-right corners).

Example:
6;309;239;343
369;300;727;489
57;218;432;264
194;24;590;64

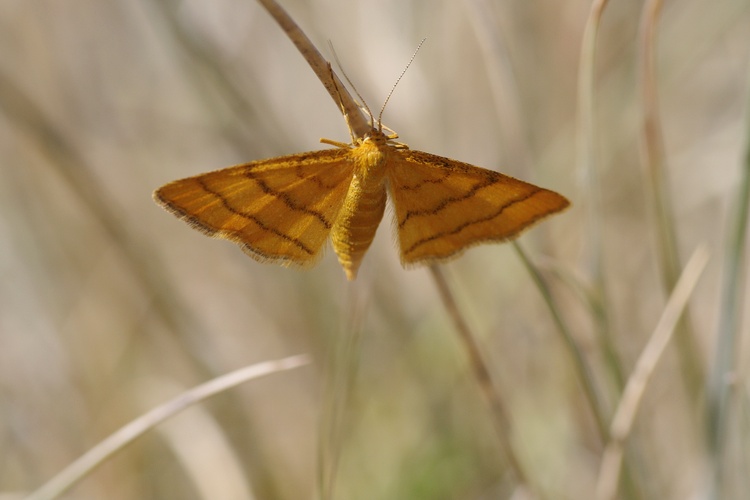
388;149;569;265
154;148;354;267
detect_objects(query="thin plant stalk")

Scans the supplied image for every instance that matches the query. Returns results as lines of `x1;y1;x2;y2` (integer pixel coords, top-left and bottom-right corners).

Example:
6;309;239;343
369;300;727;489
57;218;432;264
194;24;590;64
576;0;626;393
577;3;645;498
428;265;538;498
513;242;608;442
639;0;704;399
596;246;709;500
518;240;648;497
254;0;370;139
23;355;310;500
317;285;368;500
707;60;750;499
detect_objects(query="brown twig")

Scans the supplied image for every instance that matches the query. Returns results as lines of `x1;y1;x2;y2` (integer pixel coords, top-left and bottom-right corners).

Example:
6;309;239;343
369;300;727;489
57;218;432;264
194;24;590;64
255;0;370;139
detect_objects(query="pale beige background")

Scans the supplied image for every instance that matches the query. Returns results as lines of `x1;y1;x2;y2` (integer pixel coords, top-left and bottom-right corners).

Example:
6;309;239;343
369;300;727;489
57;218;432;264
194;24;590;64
1;1;748;499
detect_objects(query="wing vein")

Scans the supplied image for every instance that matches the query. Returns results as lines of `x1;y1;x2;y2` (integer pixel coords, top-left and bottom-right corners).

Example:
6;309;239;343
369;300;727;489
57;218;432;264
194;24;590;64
243;170;332;229
195;178;316;255
398;177;496;228
403;187;545;256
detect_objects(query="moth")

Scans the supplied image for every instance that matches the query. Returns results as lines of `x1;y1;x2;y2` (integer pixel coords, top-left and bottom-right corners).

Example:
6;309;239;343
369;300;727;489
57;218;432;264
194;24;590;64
154;121;569;279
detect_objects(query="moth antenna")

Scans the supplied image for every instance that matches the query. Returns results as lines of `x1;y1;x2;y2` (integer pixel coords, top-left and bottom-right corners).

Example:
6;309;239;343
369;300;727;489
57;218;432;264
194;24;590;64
327;62;357;143
378;38;426;132
327;41;374;129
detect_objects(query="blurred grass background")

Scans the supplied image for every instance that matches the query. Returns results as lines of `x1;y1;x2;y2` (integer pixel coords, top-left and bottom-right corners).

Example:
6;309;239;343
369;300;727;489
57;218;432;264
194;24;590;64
1;0;749;499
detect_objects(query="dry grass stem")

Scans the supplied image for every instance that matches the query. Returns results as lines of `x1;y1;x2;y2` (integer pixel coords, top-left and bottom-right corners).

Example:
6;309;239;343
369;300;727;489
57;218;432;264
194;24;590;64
255;0;370;139
23;355;310;500
595;247;709;500
514;242;609;442
576;0;626;392
639;0;704;396
428;265;537;497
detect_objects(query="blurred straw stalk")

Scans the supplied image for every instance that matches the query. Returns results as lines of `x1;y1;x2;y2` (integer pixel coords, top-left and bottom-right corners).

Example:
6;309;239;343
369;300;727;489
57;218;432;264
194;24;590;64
1;0;748;499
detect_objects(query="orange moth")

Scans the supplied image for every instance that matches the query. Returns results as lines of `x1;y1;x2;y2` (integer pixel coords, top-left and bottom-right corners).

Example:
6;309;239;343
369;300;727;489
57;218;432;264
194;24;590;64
154;64;568;280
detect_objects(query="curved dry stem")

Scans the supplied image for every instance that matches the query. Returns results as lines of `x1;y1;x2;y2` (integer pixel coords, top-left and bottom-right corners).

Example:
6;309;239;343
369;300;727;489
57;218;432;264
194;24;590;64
595;246;708;500
578;5;646;498
24;355;311;500
255;0;370;139
639;0;704;397
576;0;626;393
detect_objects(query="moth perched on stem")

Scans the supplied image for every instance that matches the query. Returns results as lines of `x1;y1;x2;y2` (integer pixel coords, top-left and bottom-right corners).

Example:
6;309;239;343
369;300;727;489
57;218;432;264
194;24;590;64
154;48;569;280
